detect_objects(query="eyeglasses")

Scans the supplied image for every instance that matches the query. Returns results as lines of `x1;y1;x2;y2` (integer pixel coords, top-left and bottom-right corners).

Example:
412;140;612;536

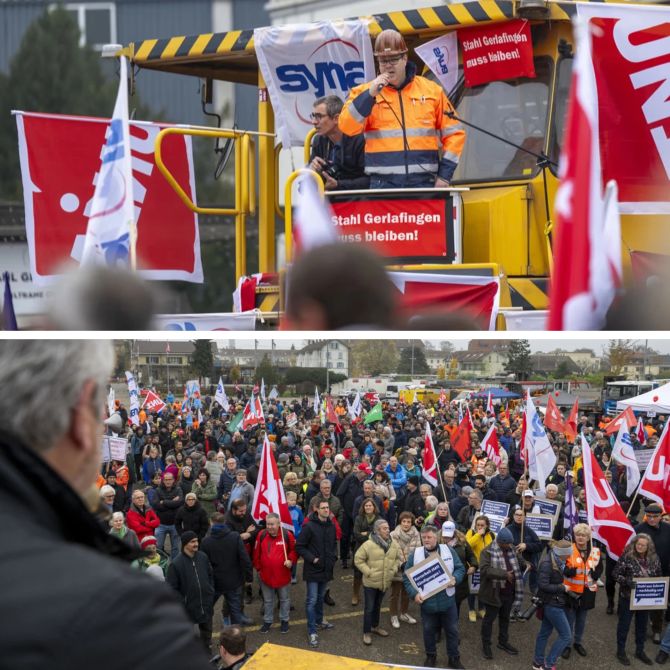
377;55;404;66
310;112;329;121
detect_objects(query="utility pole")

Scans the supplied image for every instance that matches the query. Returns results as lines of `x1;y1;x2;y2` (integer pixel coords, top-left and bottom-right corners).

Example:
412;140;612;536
326;343;330;393
411;340;415;377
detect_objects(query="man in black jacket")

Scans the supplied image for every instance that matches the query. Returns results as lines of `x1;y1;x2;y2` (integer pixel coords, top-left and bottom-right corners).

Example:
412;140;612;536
154;471;184;559
167;531;216;651
0;340;213;670
201;512;254;626
308;95;369;191
337;465;370;568
296;499;338;648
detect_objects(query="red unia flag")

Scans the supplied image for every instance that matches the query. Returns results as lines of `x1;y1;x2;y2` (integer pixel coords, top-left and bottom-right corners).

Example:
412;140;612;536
251;435;294;532
604;406;637;436
544;395;565;433
141;390;166;414
422;422;438;487
636;417;647;446
637;420;670;511
452;415;472;462
326;396;342;434
242;393;264;430
548;17;622;329
564;399;579;443
582;435;635;559
481;424;502;467
486;391;494;415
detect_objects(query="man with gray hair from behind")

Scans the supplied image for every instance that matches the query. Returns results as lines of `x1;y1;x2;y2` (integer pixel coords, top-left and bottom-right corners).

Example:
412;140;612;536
0;340;216;670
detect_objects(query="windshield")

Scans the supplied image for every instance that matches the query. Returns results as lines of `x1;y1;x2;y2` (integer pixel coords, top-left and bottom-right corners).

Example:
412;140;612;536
449;57;552;183
605;384;650;400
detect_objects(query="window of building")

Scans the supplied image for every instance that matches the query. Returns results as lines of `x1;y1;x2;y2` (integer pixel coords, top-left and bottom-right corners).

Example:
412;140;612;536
338;352;343;360
146;356;159;364
330;342;338;350
60;3;117;50
337;362;344;369
167;356;182;365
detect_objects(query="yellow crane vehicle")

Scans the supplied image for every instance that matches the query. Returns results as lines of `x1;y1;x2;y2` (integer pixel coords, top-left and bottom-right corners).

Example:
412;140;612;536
121;0;669;328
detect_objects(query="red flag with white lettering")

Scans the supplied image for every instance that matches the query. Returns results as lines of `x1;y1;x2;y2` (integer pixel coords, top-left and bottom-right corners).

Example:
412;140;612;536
15;111;202;283
636;417;647;446
242;394;264;430
251;435;294;532
544;395;565;433
422;422;438;487
604;406;637;436
481;424;502;467
637;420;670;512
141;390;166;414
582;435;635;559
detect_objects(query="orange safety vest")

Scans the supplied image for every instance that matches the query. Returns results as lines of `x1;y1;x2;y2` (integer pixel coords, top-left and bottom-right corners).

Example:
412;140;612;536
563;544;601;593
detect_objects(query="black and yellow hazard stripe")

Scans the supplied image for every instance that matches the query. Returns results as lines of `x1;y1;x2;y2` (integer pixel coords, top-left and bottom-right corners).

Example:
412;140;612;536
255;285;280;313
507;277;549;310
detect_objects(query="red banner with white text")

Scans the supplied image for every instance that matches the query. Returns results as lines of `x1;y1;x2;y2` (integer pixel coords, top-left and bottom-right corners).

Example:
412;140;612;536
15;111;203;284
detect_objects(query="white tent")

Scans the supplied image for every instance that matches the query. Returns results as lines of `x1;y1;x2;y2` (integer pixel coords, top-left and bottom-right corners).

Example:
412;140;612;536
616;381;670;414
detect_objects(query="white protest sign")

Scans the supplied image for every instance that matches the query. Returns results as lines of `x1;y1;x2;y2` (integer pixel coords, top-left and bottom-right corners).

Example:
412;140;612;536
630;577;669;611
405;554;453;600
109;437;127;462
525;513;554;541
415;32;459;95
480;499;510;534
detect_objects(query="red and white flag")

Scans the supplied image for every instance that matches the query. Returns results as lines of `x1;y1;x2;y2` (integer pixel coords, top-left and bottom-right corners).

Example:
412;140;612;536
251;435;294;533
326;396;342;434
564;398;579;443
242;393;264;430
544;395;565;433
582;434;635;559
636;417;647;446
604;406;637;436
422;422;438;487
486;391;494;415
637;420;670;512
439;389;447;407
548;17;621;330
141;390;166;414
452;415;472;462
481;424;502;467
466;406;475;432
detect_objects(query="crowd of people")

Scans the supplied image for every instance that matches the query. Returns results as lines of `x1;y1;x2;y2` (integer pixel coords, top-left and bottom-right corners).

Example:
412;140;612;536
96;381;670;669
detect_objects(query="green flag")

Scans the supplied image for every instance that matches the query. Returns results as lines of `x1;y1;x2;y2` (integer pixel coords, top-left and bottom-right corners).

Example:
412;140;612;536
364;402;383;425
227;409;244;433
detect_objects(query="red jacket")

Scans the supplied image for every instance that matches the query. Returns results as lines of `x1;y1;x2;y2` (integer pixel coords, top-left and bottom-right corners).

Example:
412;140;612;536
126;505;160;542
253;528;298;589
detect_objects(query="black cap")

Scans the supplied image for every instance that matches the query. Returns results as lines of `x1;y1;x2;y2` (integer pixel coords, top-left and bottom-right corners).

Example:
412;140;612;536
181;531;199;547
645;503;663;514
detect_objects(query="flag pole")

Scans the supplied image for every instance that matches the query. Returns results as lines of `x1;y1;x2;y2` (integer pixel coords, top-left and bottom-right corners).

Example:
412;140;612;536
625;482;643;519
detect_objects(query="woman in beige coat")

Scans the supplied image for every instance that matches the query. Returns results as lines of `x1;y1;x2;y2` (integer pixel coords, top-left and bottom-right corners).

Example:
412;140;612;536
355;518;401;645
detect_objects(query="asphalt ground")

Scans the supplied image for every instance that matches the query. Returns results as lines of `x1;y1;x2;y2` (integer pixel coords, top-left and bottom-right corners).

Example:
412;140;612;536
211;560;669;670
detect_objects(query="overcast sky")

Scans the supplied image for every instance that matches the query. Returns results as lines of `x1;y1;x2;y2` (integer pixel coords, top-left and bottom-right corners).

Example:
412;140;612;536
213;337;670;355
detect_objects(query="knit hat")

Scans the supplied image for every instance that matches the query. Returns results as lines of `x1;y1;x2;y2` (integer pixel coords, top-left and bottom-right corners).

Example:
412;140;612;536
181;531;198;547
441;521;456;538
185;492;197;501
496;527;514;544
140;535;157;549
358;464;372;474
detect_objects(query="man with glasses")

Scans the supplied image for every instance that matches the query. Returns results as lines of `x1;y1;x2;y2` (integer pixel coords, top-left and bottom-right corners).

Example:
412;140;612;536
308;95;369;191
340;29;465;189
635;503;670;643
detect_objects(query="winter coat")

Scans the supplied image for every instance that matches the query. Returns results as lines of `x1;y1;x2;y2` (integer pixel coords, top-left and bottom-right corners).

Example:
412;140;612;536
296;512;338;583
507;521;543;566
634;521;670;575
401;488;425;519
465;529;495;560
537;553;569;608
200;524;253;593
385;464;407;493
487;474;517;503
390;524;422;582
126;504;160;543
175;502;210;540
227;481;254;509
153;484;184;526
109;525;140;551
289;504;304;536
192;479;218;517
166;550;215;624
478;544;526;608
217;469;237;499
253;528;298;589
354;513;380;550
142;457;164;484
179;473;195;496
613;550;662;600
336;472;364;517
456;504;481;533
354;535;401;591
450;540;478;603
311;493;343;525
402;545;466;614
0;431;212;670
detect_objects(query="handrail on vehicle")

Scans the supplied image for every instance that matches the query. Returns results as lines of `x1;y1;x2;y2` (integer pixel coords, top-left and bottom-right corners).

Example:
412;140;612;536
283;168;325;264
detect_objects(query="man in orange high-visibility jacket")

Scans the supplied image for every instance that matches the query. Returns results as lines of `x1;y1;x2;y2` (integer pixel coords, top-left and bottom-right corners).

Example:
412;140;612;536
339;29;465;189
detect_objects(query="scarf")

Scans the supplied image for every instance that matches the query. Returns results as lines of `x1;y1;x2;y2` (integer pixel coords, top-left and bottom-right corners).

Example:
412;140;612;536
371;531;390;553
391;526;420;562
488;541;524;610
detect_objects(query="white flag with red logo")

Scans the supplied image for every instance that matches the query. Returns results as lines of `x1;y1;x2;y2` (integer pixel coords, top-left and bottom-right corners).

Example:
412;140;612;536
242;393;264;430
486;391;493;415
524;393;556;488
466;405;475;432
582;435;635;559
636;417;647;446
422;422;438;487
548;17;621;330
251;435;294;532
637;420;670;511
612;421;641;497
141;389;166;414
481;424;502;467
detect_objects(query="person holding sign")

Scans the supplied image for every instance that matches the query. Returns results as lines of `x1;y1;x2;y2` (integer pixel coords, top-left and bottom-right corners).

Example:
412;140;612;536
613;533;662;666
354;518;401;645
478;526;525;660
339;29;466;189
403;525;466;669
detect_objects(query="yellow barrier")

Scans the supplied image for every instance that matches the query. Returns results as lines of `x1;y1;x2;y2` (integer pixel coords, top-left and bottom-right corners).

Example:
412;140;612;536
304;127;317;166
283;168;324;264
154;126;260;281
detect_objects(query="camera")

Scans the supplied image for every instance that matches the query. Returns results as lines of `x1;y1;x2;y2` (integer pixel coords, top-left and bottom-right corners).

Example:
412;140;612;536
518;595;543;620
321;161;340;180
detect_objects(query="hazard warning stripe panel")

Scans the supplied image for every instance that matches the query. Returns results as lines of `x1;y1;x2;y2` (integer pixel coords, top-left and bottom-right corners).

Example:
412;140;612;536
508;278;549;310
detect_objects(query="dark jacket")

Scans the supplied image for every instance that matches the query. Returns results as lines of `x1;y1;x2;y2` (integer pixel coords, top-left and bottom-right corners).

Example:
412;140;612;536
167;550;215;624
337;472;364;517
200;524;253;593
487;474;517;503
296;511;338;582
154;483;184;525
451;540;478;603
0;433;212;670
537;553;568;608
508;521;543;566
309;132;369;190
175;501;210;540
478;543;526;607
402;488;425;519
456;504;481;533
634;521;670;575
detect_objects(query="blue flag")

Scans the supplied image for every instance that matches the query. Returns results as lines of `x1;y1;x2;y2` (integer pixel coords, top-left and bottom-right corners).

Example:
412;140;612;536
2;272;18;331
